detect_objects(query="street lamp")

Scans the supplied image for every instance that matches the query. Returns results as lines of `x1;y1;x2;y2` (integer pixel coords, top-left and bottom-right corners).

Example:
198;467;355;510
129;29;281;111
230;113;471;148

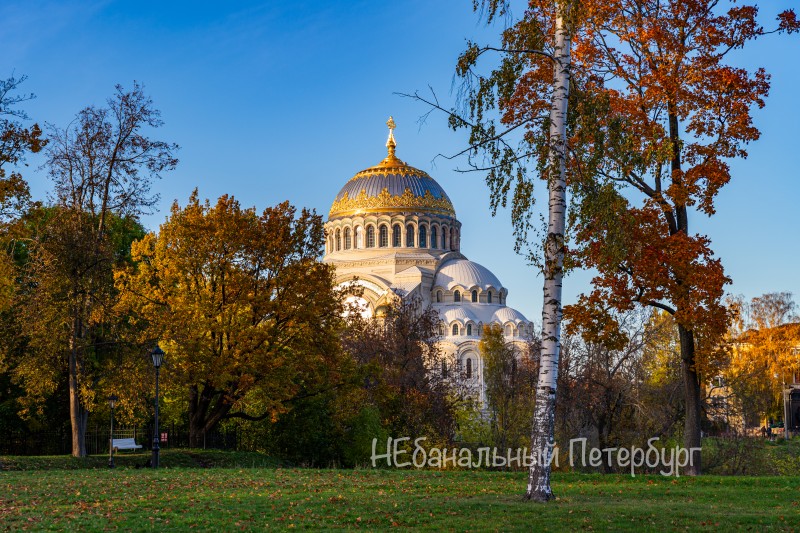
150;345;165;469
108;394;118;468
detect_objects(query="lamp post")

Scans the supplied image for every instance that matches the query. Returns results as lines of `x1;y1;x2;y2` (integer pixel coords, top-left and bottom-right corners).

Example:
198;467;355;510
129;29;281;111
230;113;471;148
108;394;118;468
150;345;165;468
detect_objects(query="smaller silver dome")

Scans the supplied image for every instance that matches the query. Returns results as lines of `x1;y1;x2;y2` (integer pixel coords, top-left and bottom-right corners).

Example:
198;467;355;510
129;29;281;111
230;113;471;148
442;307;480;324
434;258;503;291
492;307;528;324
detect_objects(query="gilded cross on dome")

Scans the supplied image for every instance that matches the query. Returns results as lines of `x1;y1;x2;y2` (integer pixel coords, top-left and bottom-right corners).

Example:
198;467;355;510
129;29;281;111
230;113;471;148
386;116;397;159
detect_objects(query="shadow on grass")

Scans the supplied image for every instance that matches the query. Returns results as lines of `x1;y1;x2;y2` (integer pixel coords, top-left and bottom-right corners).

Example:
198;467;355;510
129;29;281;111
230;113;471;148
0;448;283;471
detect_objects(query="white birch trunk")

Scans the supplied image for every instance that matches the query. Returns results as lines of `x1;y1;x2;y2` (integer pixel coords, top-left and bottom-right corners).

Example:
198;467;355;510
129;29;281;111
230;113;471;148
525;4;571;502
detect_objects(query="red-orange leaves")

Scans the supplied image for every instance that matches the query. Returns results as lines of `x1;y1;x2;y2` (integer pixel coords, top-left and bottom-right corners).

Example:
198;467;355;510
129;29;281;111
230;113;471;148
568;1;796;360
778;10;800;34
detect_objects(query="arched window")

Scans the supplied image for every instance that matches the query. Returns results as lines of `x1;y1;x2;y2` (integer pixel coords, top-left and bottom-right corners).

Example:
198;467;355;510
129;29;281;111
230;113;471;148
452;324;459;336
406;224;415;247
335;229;341;251
355;226;363;249
392;224;402;247
442;360;448;378
466;358;473;379
442;226;448;249
467;324;473;336
419;225;427;248
366;226;375;248
505;324;513;337
454;290;461;302
344;228;352;249
487;291;492;304
379;225;388;247
436;290;442;303
431;226;438;249
471;290;478;303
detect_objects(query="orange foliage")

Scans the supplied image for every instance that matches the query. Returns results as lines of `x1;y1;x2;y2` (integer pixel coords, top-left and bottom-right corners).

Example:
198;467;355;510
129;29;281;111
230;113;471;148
560;2;797;368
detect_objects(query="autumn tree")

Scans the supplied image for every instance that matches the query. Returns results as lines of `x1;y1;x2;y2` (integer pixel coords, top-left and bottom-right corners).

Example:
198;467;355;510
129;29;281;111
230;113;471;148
563;2;798;475
0;74;45;226
415;0;602;501
341;296;456;444
11;207;146;426
19;82;177;456
726;292;800;427
0;75;46;435
116;193;344;447
480;324;537;456
561;308;683;471
0;75;45;316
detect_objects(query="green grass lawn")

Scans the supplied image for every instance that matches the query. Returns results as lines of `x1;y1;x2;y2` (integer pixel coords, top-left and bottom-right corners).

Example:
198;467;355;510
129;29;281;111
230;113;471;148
1;451;798;531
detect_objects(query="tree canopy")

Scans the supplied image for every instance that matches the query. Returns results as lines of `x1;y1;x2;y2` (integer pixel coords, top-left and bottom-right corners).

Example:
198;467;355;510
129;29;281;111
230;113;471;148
116;192;343;446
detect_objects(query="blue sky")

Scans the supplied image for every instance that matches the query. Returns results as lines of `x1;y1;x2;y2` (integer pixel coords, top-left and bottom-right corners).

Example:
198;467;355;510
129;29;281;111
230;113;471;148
3;0;798;321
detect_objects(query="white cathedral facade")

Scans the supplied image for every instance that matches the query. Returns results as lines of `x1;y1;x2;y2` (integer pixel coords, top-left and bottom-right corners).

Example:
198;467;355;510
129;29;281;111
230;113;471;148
323;118;533;401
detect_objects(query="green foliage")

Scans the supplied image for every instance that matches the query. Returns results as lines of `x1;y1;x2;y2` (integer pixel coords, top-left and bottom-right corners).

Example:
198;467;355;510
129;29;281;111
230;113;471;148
453;397;492;446
340;405;388;468
703;437;800;476
480;325;536;452
7;207;148;420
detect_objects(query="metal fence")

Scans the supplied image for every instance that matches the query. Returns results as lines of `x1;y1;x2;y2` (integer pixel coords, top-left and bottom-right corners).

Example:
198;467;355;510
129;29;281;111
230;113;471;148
0;424;239;456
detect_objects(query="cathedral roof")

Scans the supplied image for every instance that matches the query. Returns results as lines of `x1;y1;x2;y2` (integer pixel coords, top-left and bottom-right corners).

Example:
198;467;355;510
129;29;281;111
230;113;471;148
435;302;530;326
434;258;503;291
442;306;480;324
328;117;455;219
491;306;528;324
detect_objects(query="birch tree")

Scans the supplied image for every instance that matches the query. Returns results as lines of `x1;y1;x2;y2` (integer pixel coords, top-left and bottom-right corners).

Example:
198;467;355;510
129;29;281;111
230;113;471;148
406;0;594;501
527;5;572;501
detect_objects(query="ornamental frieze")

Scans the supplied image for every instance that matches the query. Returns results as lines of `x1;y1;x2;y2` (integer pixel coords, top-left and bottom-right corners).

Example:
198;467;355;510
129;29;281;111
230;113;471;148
329;187;456;218
346;165;433;182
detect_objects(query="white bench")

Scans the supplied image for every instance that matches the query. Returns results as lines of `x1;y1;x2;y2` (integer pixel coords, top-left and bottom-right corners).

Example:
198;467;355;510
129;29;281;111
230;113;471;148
111;438;142;452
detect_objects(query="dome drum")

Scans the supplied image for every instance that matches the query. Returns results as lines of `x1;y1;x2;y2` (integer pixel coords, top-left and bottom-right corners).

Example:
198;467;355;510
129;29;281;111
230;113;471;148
325;215;461;254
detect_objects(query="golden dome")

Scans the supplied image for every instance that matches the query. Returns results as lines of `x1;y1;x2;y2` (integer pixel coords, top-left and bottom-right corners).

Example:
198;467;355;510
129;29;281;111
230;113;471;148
328;118;456;219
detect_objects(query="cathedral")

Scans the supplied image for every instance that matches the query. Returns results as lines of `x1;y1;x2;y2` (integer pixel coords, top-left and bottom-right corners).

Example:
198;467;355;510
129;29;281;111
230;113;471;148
323;118;533;401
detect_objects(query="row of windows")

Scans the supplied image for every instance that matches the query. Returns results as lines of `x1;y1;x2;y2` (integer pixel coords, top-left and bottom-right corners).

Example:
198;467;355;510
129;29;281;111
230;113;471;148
436;289;503;305
328;223;460;252
439;322;526;337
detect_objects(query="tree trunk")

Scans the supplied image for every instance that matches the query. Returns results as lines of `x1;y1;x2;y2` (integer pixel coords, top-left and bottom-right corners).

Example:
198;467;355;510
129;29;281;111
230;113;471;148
668;98;703;475
678;324;702;475
188;384;234;447
597;416;612;474
525;3;571;503
68;359;87;457
68;315;87;457
188;385;208;448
